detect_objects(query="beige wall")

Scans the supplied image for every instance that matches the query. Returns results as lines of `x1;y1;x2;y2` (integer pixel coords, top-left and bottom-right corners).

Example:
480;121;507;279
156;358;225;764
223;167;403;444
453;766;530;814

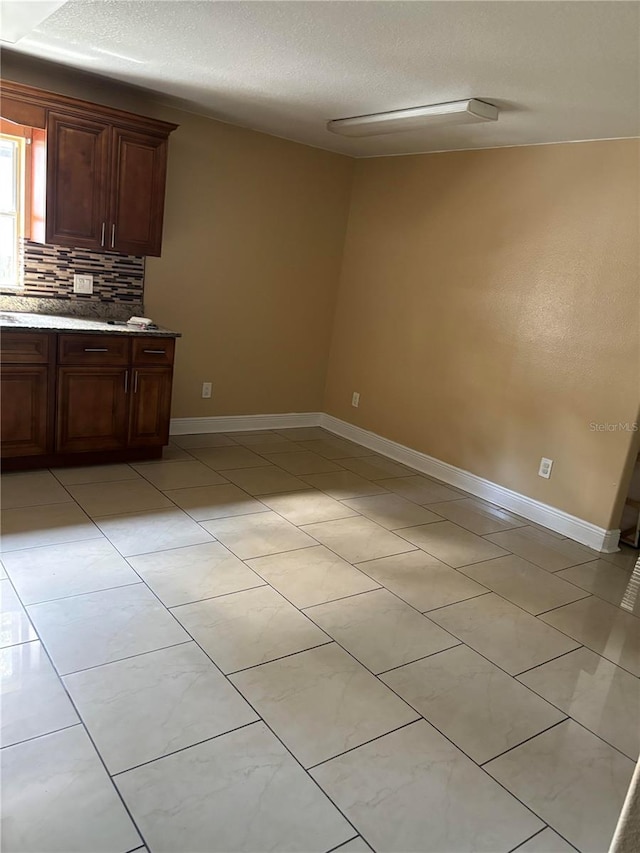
2;53;354;417
324;141;640;528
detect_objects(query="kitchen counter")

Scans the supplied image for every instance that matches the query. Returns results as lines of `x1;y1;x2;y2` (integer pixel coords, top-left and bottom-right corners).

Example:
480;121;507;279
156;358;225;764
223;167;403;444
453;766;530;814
0;312;181;337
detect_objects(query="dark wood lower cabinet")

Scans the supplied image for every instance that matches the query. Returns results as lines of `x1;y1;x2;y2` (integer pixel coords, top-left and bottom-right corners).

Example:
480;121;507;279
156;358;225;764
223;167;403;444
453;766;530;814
56;367;129;453
0;365;50;457
129;367;173;447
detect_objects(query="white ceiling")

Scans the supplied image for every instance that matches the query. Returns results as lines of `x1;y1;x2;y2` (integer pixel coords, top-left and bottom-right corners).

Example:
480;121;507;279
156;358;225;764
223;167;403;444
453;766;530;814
3;0;639;157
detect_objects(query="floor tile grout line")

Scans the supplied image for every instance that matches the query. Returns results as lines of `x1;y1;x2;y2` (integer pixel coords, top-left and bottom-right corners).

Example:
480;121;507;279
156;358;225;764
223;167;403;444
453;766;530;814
420;591;493;614
513;646;585;678
306;718;422;772
300;586;385;612
532;593;593;617
479;717;569;767
57;640;195;678
164;581;269;609
110;719;260;778
1;721;83;751
508;824;580;853
375;642;464;676
224;640;335;676
325;835;361;853
507;825;549;853
21;579;143;609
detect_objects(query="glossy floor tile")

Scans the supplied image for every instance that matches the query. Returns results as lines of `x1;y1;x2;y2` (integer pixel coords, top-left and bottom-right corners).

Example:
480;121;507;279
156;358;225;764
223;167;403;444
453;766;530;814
384;475;465;504
485;720;634;853
0;640;78;747
1;726;141;853
306;588;459;674
0;502;100;552
1;579;38;648
399;520;509;567
67;478;173;517
263;449;343;474
202;511;316;559
429;593;579;675
172;585;329;673
128;541;265;607
302;470;388;500
539;595;640;676
95;507;214;556
259;488;358;525
342;493;442;530
301;516;416;563
518;647;640;760
52;463;142;485
132;459;228;490
64;643;258;773
382;645;565;763
2;429;636;853
116;722;353;853
426;497;526;535
311;720;543;852
27;583;190;674
163;482;269;521
485;526;597;572
231;644;419;767
556;559;640;614
247;545;379;608
459;554;590;615
223;464;308;495
355;550;489;612
1;470;72;509
2;538;139;605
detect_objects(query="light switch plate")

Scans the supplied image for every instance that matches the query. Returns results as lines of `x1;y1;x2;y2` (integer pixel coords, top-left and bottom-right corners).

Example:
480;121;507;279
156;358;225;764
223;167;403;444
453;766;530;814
73;274;94;294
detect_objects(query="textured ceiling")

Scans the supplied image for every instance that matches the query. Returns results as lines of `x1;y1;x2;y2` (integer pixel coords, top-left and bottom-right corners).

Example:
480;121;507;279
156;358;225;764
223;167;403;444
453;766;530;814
4;0;639;156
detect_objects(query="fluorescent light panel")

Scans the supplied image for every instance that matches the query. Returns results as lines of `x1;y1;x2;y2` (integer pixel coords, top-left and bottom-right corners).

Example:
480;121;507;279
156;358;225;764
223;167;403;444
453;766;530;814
327;99;499;137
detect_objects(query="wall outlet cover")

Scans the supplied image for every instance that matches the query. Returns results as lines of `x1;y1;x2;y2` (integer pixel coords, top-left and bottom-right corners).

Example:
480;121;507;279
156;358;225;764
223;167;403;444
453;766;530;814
73;273;94;294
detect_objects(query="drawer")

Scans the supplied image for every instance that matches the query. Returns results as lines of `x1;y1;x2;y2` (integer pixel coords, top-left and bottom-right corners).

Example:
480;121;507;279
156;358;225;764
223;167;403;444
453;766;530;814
132;337;175;366
58;334;130;365
1;332;50;364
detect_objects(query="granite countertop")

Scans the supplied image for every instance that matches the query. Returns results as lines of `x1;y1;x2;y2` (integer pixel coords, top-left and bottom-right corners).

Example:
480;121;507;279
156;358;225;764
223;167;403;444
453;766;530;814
0;312;181;338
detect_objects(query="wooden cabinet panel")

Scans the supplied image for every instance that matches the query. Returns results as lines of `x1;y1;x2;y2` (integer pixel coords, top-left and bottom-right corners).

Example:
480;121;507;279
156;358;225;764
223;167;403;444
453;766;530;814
1;366;50;457
131;337;175;366
129;367;173;447
58;334;130;366
1;332;50;364
110;128;168;256
56;367;129;453
45;112;110;249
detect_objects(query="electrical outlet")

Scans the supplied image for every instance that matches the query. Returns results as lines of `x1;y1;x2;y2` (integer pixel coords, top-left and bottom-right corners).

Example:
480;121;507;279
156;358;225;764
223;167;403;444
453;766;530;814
73;274;93;294
202;382;212;399
538;457;553;479
351;391;360;408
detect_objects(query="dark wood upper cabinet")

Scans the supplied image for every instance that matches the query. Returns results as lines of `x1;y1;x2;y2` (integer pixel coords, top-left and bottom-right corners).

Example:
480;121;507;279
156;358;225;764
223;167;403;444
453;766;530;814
1;80;177;257
110;128;168;256
46;112;110;250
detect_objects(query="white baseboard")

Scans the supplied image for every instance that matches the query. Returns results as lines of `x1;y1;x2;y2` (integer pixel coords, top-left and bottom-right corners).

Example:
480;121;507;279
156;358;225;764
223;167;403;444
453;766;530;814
170;411;619;553
170;412;322;435
320;414;619;553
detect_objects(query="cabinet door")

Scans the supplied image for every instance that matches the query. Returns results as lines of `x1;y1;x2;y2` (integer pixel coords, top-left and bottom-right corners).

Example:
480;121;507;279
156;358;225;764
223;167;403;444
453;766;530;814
46;112;110;250
128;367;172;447
110;127;168;257
1;366;50;457
56;367;129;453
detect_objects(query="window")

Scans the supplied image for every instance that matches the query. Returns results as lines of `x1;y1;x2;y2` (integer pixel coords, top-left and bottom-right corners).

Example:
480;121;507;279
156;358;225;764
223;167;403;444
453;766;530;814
0;132;25;288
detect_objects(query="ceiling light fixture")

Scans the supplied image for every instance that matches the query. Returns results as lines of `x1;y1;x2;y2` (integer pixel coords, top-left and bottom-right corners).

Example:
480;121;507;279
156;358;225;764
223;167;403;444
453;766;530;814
327;99;499;138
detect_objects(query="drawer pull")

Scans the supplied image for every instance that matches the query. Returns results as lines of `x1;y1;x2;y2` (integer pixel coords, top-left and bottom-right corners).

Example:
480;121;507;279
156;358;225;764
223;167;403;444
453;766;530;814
84;347;109;352
133;370;139;393
143;349;165;355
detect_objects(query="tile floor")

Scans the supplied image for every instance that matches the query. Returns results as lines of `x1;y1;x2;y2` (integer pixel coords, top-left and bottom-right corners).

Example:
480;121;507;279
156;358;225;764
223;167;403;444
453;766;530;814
1;426;638;853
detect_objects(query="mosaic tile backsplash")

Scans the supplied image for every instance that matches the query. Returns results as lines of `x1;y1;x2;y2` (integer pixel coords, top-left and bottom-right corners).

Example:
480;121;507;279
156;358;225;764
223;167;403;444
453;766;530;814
1;239;145;305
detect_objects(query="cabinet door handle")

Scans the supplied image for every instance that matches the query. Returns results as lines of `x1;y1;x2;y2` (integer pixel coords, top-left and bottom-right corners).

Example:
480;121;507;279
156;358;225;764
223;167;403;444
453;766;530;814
124;371;129;393
111;224;116;248
133;370;139;393
100;222;106;247
84;347;108;352
143;349;165;354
